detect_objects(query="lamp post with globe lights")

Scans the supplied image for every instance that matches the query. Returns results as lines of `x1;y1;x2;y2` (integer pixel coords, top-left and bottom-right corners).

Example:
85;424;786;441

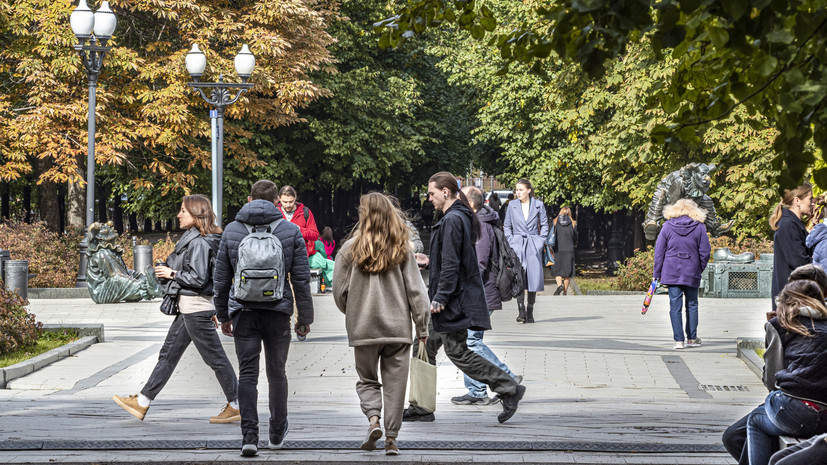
185;44;255;227
70;0;117;287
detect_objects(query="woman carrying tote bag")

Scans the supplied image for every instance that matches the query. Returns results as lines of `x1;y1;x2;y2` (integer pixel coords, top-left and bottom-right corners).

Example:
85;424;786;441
112;195;240;424
333;192;430;455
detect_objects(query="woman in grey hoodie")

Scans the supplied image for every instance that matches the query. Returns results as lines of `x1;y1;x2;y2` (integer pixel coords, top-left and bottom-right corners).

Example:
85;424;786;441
333;193;430;456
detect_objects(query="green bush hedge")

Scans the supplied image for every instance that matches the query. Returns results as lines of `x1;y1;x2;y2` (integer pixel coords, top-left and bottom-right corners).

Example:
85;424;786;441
617;246;655;291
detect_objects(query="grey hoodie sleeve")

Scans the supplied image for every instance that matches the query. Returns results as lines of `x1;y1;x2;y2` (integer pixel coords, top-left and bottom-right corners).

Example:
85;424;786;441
763;321;784;391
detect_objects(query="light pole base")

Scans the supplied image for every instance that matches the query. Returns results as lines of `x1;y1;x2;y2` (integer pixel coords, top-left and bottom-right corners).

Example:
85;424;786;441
76;235;89;288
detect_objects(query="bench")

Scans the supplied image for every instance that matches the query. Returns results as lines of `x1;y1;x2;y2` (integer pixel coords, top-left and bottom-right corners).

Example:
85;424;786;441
310;268;324;293
780;435;804;449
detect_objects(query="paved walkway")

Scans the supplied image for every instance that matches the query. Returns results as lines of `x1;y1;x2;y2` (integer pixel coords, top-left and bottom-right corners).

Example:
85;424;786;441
0;293;771;464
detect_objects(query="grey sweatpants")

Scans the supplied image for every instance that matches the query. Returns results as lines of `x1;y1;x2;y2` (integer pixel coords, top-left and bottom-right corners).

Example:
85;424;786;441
354;343;410;438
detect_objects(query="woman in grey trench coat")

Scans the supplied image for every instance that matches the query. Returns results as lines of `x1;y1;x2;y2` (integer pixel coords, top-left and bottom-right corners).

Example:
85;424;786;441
504;179;549;323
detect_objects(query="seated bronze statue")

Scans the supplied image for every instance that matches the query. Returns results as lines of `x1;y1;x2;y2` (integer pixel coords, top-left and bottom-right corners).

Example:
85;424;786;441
642;162;734;241
86;222;163;304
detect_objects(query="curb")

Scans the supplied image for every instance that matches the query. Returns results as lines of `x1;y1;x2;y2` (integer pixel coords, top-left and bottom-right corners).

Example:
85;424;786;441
585;290;643;295
28;288;91;299
736;337;764;379
1;333;99;389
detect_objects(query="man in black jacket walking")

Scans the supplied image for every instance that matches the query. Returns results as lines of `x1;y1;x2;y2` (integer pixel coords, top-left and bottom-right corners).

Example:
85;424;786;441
215;180;314;457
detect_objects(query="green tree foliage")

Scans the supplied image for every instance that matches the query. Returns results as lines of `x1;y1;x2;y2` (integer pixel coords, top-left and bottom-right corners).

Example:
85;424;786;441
427;1;779;238
377;0;827;192
223;0;482;201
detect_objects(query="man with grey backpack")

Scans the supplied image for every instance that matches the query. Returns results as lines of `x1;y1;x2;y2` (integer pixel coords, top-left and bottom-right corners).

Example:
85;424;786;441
214;180;314;457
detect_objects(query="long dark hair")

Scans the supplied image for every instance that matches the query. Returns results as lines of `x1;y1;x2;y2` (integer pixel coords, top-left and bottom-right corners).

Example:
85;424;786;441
429;171;481;242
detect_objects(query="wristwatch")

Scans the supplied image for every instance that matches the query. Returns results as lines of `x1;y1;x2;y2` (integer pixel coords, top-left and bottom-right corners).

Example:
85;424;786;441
170;270;176;279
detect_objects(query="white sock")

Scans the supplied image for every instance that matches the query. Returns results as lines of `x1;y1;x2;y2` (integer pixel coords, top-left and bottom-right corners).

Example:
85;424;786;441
137;394;151;408
230;400;239;410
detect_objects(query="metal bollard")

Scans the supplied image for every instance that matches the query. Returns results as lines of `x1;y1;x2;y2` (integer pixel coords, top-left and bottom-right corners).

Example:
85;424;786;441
0;248;10;283
5;260;28;300
133;245;154;274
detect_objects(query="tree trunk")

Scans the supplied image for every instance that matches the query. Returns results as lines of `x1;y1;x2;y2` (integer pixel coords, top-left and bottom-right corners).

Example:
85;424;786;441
112;194;124;234
23;185;31;223
97;183;108;224
1;183;9;220
35;158;60;232
66;180;85;230
128;212;138;233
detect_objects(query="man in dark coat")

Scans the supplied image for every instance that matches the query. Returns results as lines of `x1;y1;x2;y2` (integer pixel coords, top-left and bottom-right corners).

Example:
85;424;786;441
214;180;314;457
448;186;521;406
402;172;525;424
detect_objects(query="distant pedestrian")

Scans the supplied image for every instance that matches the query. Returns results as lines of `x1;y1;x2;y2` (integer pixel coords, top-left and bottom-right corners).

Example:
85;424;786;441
487;191;501;212
321;226;336;259
214;180;314;457
420;197;434;230
504;179;548;323
550;207;577;295
402;171;526;424
278;185;320;257
653;199;711;350
112;195;239;424
333;192;430;456
452;186;521;406
498;193;514;228
770;184;813;311
805;194;827;267
310;237;335;290
389;195;424;253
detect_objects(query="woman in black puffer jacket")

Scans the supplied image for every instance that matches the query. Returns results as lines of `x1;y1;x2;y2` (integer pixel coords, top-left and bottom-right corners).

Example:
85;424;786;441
112;195;239;424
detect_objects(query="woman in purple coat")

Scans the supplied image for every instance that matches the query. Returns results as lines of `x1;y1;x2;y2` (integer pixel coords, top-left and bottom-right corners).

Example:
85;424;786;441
653;199;711;350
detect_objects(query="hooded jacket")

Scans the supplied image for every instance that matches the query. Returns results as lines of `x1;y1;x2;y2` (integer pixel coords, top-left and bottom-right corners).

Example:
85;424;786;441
428;201;491;333
806;223;827;268
773;208;812;310
766;310;827;405
653;216;711;287
164;227;220;297
214;199;314;325
475;205;502;311
278;202;319;256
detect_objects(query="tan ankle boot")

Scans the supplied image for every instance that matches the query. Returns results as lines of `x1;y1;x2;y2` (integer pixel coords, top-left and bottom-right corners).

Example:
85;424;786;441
385;437;399;455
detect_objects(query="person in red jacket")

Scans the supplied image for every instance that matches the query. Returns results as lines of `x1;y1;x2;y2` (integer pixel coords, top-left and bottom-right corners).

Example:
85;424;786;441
278;185;319;257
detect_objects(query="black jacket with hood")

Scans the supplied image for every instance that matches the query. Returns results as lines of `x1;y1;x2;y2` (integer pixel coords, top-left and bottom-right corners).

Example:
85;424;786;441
164;227;220;297
475;205;502;311
428;201;491;333
772;208;812;310
213;199;314;325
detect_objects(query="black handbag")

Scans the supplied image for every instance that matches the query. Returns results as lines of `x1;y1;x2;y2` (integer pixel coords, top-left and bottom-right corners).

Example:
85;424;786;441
160;292;180;315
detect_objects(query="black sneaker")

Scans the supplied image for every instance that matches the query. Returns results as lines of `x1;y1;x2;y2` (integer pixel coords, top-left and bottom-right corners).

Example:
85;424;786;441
268;419;288;449
451;394;494;405
497;384;526;423
402;406;435;422
241;432;258;457
553;285;564;295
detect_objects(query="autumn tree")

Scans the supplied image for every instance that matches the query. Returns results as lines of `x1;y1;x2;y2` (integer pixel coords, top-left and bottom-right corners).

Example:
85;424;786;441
0;0;336;229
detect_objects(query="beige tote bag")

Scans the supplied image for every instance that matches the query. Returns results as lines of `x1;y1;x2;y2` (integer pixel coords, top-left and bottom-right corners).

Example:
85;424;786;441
407;340;437;413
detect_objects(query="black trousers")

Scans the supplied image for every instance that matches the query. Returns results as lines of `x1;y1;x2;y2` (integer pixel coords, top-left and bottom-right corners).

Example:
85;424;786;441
233;310;291;439
424;321;518;398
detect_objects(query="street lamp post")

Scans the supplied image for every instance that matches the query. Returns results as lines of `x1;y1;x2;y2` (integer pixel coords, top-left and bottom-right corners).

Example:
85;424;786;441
185;44;255;227
70;0;117;288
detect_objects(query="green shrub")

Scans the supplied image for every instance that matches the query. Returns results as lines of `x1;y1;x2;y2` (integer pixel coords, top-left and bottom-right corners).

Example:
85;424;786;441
0;287;42;356
617;246;655;291
0;221;82;288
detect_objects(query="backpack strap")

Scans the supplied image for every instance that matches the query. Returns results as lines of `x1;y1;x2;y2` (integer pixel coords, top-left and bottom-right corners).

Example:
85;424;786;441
303;207;310;221
268;219;283;233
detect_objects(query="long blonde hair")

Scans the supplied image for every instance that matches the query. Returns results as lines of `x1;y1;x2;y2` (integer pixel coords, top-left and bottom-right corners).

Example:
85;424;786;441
663;199;707;223
769;184;812;231
348;192;410;273
776;279;827;337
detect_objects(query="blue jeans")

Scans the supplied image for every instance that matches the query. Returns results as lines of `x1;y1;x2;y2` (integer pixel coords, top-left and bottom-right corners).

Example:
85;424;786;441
667;285;698;342
747;391;827;465
464;312;516;397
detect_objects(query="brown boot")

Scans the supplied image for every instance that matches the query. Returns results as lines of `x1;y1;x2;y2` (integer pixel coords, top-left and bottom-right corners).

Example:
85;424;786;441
360;421;382;451
385;437;399;455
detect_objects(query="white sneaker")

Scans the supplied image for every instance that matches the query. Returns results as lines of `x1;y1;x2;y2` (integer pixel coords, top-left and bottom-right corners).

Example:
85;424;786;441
686;338;702;348
673;341;685;350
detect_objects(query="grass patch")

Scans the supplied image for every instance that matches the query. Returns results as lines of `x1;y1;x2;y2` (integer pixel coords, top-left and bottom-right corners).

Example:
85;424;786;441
576;275;620;292
0;330;79;368
755;348;765;358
